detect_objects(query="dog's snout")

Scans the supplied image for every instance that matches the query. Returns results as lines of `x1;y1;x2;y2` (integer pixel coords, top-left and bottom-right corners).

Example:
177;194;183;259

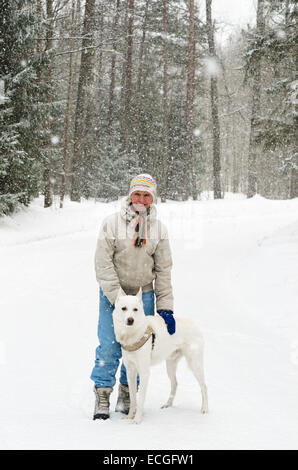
126;317;134;326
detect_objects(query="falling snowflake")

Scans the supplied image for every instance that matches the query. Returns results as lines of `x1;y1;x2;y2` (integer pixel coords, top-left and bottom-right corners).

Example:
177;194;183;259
51;135;60;145
204;56;220;78
275;29;286;40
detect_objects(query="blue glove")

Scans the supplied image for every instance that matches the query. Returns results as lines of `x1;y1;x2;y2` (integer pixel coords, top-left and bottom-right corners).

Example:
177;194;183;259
157;310;176;335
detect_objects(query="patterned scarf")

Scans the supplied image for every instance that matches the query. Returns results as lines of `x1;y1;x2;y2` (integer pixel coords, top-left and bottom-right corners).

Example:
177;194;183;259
129;203;148;247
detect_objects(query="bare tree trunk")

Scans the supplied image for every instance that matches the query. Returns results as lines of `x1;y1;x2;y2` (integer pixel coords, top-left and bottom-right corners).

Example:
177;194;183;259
44;0;54;208
232;123;238;192
160;0;169;202
183;0;196;200
95;3;104;123
36;0;42;78
123;0;135;151
135;0;149;165
70;0;96;202
206;0;221;199
107;0;121;129
247;0;264;198
221;59;233;193
183;0;195;200
60;0;75;209
120;2;129;131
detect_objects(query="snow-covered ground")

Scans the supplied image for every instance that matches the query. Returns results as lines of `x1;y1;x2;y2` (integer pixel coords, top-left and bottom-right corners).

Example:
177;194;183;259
0;194;298;450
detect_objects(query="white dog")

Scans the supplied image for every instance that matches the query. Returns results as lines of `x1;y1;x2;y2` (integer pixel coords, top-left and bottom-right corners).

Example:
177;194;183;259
112;287;208;424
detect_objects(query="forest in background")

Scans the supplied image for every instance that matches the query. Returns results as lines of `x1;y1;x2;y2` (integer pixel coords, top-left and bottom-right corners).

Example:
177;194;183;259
0;0;297;216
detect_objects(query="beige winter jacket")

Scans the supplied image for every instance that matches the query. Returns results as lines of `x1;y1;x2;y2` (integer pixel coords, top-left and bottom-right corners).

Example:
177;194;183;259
94;197;174;311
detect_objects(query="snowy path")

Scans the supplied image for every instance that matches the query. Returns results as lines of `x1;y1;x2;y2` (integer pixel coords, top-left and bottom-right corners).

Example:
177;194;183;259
0;196;298;450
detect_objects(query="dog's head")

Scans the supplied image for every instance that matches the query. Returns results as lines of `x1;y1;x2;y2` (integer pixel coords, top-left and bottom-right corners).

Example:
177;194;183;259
113;287;145;338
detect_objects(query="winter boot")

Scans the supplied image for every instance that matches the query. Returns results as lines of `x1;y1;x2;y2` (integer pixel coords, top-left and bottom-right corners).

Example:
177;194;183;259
93;386;113;420
115;384;130;415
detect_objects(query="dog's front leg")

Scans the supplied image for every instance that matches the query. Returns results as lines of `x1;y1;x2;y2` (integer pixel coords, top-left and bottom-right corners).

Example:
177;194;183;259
133;362;150;424
125;363;137;420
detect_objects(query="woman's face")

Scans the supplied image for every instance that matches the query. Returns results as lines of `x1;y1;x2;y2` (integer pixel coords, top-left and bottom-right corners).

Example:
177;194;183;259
131;191;153;211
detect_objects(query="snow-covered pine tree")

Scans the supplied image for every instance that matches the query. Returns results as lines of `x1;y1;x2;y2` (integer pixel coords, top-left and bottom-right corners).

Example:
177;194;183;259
0;0;48;215
258;0;298;198
244;0;297;198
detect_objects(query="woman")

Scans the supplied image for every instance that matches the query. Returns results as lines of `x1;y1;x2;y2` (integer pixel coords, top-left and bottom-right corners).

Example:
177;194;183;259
90;174;175;420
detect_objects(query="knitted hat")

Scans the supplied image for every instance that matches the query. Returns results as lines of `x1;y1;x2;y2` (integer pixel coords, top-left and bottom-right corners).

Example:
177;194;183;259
128;174;157;202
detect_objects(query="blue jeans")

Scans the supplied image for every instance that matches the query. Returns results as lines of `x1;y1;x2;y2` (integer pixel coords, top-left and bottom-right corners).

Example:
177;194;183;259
90;288;155;388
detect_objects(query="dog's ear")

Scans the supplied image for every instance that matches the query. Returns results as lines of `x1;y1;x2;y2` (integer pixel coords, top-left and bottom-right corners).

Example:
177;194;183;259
115;286;126;305
136;287;142;302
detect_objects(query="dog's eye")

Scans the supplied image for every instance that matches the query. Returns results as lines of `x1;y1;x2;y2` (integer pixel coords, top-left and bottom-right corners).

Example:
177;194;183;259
122;306;127;311
133;308;138;312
